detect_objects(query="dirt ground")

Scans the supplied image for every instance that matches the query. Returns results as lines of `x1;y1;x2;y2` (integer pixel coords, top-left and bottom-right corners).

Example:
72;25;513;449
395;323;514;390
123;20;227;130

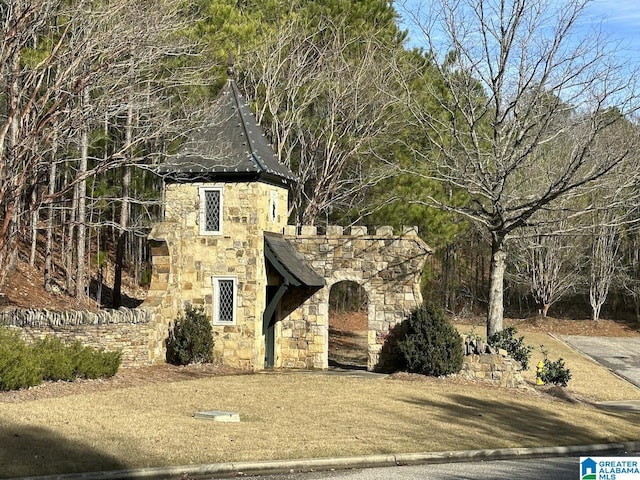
0;262;103;312
498;315;639;337
330;310;640;338
0;261;146;311
328;311;369;367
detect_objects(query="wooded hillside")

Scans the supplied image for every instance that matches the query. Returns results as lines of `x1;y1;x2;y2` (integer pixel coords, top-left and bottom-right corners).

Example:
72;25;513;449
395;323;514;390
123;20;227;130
1;0;639;328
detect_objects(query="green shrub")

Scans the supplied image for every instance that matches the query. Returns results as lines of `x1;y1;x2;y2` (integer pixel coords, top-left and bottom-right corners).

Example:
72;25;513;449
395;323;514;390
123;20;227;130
488;326;533;370
67;341;122;379
538;346;572;387
166;304;214;365
0;328;42;391
540;357;572;387
33;337;121;381
0;329;121;390
397;304;464;376
33;336;76;381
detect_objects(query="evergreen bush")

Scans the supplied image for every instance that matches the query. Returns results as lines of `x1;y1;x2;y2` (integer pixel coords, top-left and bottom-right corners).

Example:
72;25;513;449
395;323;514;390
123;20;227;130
539;346;572;387
34;337;121;381
0;328;121;390
67;341;122;379
488;326;533;370
166;304;214;365
0;328;42;391
397;304;464;376
540;357;572;387
33;336;75;381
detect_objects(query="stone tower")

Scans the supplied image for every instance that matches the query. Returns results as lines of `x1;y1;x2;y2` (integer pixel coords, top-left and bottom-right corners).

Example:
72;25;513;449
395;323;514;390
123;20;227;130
147;79;324;370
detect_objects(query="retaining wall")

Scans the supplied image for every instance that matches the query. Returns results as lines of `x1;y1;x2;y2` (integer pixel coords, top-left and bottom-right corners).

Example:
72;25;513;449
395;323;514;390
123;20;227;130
461;354;525;388
0;307;153;367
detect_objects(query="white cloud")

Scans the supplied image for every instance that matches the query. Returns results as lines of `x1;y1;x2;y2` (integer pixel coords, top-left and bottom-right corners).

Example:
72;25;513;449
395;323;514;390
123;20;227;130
398;0;640;60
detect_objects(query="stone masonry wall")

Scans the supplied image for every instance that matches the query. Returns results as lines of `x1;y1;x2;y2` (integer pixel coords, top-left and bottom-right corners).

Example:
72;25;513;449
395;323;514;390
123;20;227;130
0;307;152;367
144;181;289;369
281;225;431;371
460;354;525;388
277;287;326;369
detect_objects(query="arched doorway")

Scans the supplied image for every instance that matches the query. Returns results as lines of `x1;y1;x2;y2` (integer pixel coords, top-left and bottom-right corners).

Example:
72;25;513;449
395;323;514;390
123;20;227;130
328;280;368;369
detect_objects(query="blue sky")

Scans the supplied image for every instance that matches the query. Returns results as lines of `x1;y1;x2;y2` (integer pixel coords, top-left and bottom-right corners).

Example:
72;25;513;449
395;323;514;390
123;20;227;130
580;0;640;59
397;0;640;63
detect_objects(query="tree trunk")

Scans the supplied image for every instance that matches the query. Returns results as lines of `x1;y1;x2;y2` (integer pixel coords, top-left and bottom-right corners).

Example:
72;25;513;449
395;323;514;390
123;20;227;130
66;181;78;293
443;244;451;310
30;189;38;266
113;102;133;308
44;158;57;291
76;91;89;298
0;49;22;288
542;303;550;317
487;236;506;338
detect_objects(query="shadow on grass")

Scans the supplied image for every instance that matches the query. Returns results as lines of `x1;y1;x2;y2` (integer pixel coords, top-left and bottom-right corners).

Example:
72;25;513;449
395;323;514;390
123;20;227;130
0;421;128;478
400;393;635;447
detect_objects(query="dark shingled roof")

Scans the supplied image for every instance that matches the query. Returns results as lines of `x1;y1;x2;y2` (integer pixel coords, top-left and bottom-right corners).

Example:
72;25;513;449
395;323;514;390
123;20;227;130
161;79;296;185
264;232;325;288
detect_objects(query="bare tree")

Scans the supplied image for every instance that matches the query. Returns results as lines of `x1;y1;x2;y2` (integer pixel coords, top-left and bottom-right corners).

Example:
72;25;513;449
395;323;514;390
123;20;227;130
239;17;403;226
397;0;640;336
76;87;90;298
620;225;640;321
112;102;133;308
588;222;621;321
0;0;214;295
43;136;58;292
509;220;581;317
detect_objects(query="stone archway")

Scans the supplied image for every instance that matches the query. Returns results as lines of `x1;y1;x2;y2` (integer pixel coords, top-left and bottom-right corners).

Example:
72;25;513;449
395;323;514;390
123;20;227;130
281;225;432;371
327;279;369;369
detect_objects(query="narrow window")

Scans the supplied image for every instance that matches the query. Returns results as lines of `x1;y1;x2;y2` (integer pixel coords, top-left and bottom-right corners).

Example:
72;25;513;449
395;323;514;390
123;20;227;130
199;187;223;235
269;190;278;223
212;276;237;325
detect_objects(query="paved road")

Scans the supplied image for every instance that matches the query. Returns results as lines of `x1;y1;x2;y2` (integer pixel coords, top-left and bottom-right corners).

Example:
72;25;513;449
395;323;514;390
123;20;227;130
248;455;590;480
558;335;640;388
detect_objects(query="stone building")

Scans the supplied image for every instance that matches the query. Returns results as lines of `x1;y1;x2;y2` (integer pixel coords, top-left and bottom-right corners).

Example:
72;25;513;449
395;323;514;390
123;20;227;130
144;79;431;371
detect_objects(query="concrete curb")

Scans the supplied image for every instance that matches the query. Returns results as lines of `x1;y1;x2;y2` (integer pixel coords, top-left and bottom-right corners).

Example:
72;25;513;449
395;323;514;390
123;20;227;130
10;441;640;480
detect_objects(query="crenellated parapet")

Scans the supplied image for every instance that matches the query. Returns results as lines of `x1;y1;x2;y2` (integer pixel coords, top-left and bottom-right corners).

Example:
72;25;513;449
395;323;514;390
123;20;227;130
282;225;420;237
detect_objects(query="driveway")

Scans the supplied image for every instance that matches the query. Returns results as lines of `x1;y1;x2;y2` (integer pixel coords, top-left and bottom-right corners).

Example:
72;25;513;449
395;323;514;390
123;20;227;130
558;335;640;389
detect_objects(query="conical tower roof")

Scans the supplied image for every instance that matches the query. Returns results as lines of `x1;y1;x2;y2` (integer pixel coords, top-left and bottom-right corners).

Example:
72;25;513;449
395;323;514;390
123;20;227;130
161;79;296;186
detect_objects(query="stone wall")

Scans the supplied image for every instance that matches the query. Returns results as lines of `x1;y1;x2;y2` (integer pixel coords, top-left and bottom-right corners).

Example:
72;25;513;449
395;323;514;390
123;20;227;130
460;354;525;388
141;177;432;372
281;225;431;371
0;307;152;367
278;287;326;369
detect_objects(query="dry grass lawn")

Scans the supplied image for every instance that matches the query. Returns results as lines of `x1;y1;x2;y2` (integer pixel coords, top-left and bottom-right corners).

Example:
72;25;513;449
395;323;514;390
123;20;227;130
1;316;639;478
1;369;640;478
454;320;640;402
521;331;640;401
